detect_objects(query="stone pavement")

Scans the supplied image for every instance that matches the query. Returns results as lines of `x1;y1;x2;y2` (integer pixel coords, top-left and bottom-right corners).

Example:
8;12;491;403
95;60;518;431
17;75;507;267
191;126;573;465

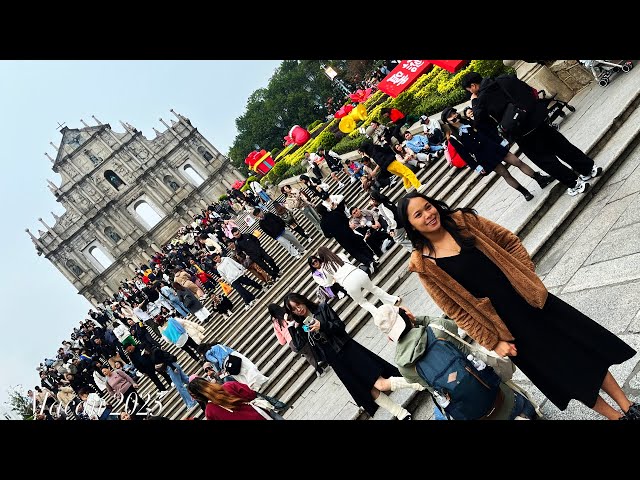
285;64;640;420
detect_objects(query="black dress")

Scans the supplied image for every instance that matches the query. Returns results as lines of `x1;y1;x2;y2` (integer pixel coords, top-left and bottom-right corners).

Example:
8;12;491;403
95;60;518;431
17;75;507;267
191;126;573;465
432;246;635;410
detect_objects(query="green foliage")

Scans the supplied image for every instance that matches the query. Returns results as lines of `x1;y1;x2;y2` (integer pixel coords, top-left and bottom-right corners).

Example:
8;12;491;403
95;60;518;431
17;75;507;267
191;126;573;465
284;161;308;178
240;175;258;192
5;386;34;420
270;147;280;158
313;129;339;151
218;194;229;201
307;120;323;132
332;134;369;155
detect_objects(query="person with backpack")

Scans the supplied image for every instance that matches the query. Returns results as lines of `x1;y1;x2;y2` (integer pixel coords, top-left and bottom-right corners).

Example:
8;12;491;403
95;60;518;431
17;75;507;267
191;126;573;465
373;305;538;420
441;106;553;202
461;71;603;197
397;192;639;420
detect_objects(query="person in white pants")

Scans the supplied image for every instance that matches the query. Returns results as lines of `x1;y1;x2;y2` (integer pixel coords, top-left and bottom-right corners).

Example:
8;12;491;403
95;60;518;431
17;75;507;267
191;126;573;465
316;246;401;316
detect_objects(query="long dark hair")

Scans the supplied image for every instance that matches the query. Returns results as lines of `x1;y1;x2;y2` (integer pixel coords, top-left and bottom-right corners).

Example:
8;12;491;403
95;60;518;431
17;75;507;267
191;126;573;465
317;246;345;273
283;292;318;321
397;192;477;254
268;303;287;328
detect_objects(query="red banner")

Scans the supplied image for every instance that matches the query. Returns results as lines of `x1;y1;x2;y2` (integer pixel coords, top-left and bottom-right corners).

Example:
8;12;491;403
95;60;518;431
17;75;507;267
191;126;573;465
377;60;433;98
377;60;469;98
428;60;468;73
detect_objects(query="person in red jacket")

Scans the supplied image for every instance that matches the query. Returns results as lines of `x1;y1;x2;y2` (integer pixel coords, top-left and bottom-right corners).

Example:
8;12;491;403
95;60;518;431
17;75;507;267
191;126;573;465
187;377;269;420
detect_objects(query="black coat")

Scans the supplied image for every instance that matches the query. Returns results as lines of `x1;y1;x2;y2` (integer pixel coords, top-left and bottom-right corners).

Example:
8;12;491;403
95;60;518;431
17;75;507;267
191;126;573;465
288;302;350;356
235;233;265;258
258;212;286;239
472;74;548;141
448;125;509;173
177;288;203;313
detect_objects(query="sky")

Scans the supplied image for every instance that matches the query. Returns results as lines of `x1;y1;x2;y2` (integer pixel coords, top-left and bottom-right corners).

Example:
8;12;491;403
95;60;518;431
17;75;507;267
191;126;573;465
0;60;282;417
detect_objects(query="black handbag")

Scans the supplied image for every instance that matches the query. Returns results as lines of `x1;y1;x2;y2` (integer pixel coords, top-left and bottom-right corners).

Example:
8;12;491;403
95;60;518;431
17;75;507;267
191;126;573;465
494;82;529;140
224;354;242;375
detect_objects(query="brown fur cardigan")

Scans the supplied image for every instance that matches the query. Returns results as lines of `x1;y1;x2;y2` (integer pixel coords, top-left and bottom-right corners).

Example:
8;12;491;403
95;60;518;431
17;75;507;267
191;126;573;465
408;210;548;350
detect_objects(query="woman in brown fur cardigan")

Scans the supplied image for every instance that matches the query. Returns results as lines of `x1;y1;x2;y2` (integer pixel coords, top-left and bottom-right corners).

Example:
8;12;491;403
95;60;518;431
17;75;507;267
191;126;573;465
398;192;638;420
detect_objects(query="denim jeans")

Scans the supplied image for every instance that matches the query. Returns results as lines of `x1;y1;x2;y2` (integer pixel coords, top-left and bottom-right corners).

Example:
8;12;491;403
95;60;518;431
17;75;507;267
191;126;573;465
509;391;537;420
166;362;197;409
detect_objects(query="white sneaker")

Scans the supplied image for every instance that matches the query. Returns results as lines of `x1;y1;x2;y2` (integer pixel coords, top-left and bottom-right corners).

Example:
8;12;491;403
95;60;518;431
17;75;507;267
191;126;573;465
157;390;169;399
307;237;314;244
337;182;345;189
567;180;589;196
579;165;603;182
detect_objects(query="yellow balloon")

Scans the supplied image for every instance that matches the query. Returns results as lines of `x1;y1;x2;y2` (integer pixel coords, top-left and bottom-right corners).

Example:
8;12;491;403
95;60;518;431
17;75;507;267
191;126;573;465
351;104;368;121
339;116;356;133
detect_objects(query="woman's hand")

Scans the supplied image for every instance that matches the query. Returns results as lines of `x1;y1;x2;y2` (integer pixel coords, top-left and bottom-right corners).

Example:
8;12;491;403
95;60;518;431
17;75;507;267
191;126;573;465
309;320;321;332
494;341;517;357
398;306;415;322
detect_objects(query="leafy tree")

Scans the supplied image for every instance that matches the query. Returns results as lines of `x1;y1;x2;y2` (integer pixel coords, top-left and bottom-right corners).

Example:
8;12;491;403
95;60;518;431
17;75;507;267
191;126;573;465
227;60;336;175
5;385;34;420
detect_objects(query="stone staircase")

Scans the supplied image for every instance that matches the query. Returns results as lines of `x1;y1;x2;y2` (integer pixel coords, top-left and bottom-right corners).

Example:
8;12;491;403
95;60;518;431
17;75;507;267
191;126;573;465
105;67;640;420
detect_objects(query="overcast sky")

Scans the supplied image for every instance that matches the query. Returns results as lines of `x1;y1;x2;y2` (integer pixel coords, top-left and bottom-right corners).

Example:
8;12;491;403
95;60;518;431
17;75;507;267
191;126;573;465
0;60;282;417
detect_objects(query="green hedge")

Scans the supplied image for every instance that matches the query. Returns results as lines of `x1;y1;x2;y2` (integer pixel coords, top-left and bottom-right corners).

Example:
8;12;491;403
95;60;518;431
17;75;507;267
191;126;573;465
264;60;514;183
218;194;229;201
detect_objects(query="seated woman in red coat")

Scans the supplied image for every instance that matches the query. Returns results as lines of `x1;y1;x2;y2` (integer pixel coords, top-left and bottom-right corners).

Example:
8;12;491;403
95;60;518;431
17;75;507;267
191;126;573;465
187;377;266;420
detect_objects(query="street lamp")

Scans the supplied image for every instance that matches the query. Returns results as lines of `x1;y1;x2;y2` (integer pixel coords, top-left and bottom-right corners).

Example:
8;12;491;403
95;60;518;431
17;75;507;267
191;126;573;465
321;63;352;97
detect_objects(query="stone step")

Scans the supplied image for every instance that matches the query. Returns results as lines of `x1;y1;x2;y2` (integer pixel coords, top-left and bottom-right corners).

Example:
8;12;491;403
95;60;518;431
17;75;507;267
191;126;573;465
112;115;577;420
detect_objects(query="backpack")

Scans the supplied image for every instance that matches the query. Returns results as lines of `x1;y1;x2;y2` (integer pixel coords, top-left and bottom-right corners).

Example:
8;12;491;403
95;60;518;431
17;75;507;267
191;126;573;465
415;326;502;420
444;140;466;168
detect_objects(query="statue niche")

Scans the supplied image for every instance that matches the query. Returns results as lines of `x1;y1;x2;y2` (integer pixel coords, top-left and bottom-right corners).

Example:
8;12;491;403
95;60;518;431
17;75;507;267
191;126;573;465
163;175;180;192
197;145;214;161
66;259;83;277
104;170;125;191
104;226;122;243
84;149;102;167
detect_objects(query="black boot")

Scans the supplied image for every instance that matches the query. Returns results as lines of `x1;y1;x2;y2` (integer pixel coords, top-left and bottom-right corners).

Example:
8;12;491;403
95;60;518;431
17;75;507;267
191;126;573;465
517;186;534;201
534;171;553;189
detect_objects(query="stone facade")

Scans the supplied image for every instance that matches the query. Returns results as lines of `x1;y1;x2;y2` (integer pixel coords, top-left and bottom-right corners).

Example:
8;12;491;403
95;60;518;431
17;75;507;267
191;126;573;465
27;111;245;307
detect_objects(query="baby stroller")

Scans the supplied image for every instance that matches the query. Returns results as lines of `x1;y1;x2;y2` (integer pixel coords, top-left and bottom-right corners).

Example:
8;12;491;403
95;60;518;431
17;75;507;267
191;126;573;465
535;89;576;130
579;60;634;87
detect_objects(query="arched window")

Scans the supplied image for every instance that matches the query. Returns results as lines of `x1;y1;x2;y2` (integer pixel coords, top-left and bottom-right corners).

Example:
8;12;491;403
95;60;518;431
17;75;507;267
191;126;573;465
163;175;181;192
104;170;125;190
104;226;122;243
183;164;205;186
66;259;83;277
134;200;163;228
197;145;214;161
88;246;113;269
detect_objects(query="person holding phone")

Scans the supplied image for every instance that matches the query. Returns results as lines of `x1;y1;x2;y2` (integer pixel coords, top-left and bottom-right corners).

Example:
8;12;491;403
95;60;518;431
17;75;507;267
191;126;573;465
284;292;424;420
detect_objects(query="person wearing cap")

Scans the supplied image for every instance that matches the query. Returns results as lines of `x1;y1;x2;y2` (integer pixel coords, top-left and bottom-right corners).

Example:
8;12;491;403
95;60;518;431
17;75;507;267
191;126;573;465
373;305;538;420
197;341;269;393
284;292;424;420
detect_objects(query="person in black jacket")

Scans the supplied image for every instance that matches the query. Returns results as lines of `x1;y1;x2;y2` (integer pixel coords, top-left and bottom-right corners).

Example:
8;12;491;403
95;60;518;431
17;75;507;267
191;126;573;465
358;141;422;192
284;293;424;420
126;318;163;352
317;200;376;272
441;106;553;201
253;208;305;259
231;227;280;280
461;71;603;197
122;340;171;396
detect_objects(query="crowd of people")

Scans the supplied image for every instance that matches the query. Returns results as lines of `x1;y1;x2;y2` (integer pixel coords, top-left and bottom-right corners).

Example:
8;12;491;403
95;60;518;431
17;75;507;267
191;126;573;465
28;69;639;421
